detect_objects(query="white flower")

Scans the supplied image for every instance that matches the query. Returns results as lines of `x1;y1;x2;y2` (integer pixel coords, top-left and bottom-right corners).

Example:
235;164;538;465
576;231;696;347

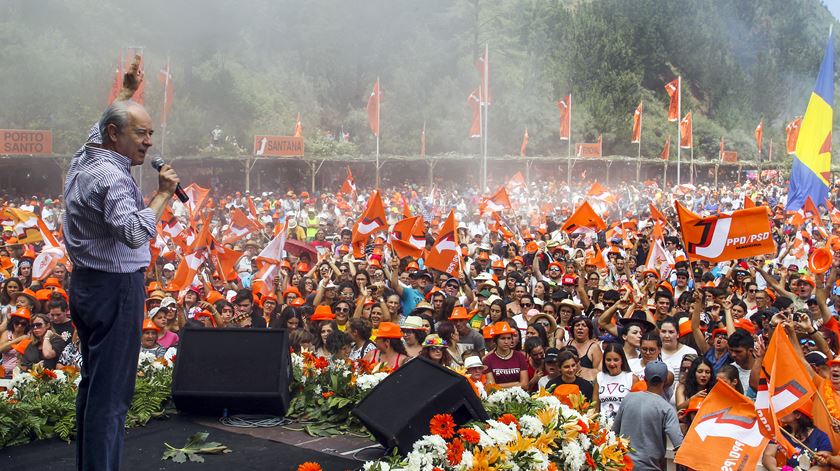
137;351;155;366
560;439;585;471
518;415;543;437
73;375;81;386
164;347;177;363
53;369;67;383
486;386;530;405
535;394;561;411
356;372;388;391
459;450;474;470
484;419;518;446
151;361;164;371
362;462;391;471
578;433;591;450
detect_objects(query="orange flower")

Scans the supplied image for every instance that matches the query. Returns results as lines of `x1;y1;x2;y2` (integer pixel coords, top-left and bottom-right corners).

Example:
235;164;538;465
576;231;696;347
576;419;589;434
321;391;335;399
498;413;519;427
313;356;329;369
42;369;57;380
429;413;456;439
547;463;558;471
585;451;596;469
446;438;464;465
623;454;634;470
458;428;480;445
297;462;322;471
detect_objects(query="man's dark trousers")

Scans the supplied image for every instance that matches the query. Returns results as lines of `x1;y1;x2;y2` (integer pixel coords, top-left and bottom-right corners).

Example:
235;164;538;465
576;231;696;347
70;269;145;471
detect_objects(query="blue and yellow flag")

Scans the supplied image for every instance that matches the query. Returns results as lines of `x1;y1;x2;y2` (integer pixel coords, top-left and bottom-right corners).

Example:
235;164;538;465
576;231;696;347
787;30;834;211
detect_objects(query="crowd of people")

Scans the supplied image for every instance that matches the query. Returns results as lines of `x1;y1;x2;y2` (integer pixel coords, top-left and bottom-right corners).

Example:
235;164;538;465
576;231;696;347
3;171;840;469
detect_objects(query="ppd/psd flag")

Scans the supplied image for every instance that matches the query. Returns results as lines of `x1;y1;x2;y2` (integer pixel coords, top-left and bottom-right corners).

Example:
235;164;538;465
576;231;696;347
787;29;834;211
675;202;775;262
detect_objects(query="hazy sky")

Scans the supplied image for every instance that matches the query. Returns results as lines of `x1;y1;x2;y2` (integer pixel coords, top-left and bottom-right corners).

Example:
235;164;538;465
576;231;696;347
826;0;840;19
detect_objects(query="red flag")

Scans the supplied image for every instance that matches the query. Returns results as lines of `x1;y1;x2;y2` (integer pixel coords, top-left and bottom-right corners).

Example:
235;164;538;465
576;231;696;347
351;191;388;257
340;166;356;196
786;117;802;155
367;78;381;137
720;135;725;160
107;52;123;104
675;381;770;471
390;216;426;259
755;120;763;153
480;186;513;214
157;59;174;128
468;89;482;138
679;112;692;149
425;210;461;277
420;122;426;157
631;102;642;143
561;201;606;234
664;78;680;122
182;183;210;221
520;128;529;157
475;44;491;105
660;136;670;160
556;95;571;140
223;208;262;244
294;112;303;137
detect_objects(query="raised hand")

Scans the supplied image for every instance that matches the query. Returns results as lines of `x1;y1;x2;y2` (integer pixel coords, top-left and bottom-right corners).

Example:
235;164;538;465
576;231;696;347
118;54;144;101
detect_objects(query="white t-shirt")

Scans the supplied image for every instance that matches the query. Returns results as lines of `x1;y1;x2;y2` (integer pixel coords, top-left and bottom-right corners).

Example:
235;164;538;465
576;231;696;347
660;344;697;384
597;371;635;421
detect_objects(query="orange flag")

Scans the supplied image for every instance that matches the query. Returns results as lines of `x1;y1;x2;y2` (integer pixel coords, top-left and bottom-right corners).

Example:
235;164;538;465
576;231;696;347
679;112;692;149
367;78;381;137
660;136;670;160
561;201;606;234
803;196;824;227
649;203;667;223
675;381;769;471
401;195;412;218
631;102;642;143
468;88;482;138
507;171;526;189
169;219;212;291
755;328;815;456
520;128;529;157
586;244;607;269
586;182;616;203
223;208;262;244
210;237;244;282
107;51;123;104
480;186;513;214
556;95;571;140
786;117;802;155
664;78;680;122
294;112;303;137
424;210;460;277
182;183;210;221
743;194;756;208
755;120;763;153
675;201;776;262
351;191;388;258
340;166;356;195
390;216;426;259
491;212;515;241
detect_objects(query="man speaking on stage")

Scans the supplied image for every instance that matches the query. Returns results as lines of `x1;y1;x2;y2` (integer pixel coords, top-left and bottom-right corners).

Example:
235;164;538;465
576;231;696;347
63;56;180;471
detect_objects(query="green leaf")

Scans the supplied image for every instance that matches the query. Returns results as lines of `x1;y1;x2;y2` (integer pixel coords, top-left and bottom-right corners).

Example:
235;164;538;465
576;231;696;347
187;452;205;463
172;451;187;463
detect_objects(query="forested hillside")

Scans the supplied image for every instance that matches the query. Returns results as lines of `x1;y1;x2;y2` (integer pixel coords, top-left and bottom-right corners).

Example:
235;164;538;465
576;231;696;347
0;0;836;160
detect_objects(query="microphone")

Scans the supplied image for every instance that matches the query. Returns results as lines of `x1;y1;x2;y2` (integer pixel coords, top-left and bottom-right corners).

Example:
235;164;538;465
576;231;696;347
151;157;189;203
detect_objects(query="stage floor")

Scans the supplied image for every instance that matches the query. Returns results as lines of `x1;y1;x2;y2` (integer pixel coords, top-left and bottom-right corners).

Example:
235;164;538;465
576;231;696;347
0;414;379;470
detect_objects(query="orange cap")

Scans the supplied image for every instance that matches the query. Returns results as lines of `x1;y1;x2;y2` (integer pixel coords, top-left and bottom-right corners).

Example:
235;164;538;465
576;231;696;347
205;290;226;305
491;321;516;337
290;297;306;307
142;318;160;332
11;307;32;321
44;277;62;288
376;322;403;339
449;306;472;321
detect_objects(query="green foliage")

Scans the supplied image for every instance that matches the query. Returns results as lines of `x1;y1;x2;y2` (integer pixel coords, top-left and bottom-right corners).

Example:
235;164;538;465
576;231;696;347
161;432;231;463
0;0;835;159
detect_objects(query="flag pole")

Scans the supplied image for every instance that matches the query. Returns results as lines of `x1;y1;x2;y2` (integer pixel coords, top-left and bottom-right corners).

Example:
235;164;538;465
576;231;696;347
769;138;773;163
676;76;682;186
160;56;170;159
567;93;572;190
478;84;484;190
690;109;694;185
375;77;380;189
481;43;489;193
637;101;642;182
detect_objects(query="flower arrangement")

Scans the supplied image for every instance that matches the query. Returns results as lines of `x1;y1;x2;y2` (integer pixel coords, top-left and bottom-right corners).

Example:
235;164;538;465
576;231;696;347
0;354;175;448
287;352;391;437
360;387;633;471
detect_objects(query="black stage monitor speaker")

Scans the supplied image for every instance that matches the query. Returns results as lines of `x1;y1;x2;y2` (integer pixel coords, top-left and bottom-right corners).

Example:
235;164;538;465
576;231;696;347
172;327;291;416
352;357;489;453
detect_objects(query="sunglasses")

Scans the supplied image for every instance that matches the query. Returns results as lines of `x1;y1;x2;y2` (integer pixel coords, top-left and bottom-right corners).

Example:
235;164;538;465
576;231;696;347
12;319;29;325
748;289;757;293
335;307;350;313
428;347;445;352
520;302;532;308
32;322;46;327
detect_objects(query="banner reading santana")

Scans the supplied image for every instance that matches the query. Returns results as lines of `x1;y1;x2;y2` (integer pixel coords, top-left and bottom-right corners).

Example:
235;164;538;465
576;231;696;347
253;135;304;157
675;201;775;262
0;130;52;155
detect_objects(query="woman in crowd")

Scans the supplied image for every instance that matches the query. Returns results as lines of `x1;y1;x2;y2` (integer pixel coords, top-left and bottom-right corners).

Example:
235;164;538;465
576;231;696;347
436;321;462;366
0;307;31;377
418;334;452;367
675;356;716;411
363;322;407;370
151;304;179;348
523;336;546;391
20;313;58;370
313;320;337;358
487;298;507;325
325;330;352;361
593;342;636;420
347;318;375;361
716;364;744;393
0;277;23;319
659;317;697;383
762;408;833;470
483;322;529;389
272;306;302;330
548;349;594;399
332;299;353;332
566;316;602;381
16;258;33;288
402;316;427;358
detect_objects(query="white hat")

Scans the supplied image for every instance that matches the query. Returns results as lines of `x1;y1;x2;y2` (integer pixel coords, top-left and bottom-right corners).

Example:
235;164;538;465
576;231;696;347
463;356;487;371
402;316;425;330
162;263;175;272
148;307;162;318
160;297;178;309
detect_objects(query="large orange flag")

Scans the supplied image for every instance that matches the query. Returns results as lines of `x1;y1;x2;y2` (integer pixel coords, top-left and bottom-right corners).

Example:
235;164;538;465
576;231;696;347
675;381;769;471
367;78;381;137
675;201;775;262
507;171;526;189
631;102;642;143
351;191;388;257
786;117;802;155
679;112;692;149
424;210;461;277
210;237;244;282
561;201;606;234
665;78;680;122
390;216;426;259
480;186;513;214
755;328;814;456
